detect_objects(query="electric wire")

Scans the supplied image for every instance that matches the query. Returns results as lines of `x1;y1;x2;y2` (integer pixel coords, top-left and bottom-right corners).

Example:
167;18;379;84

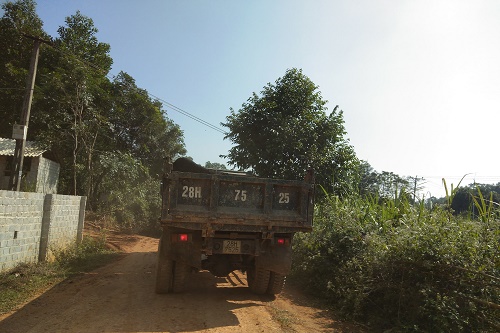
39;37;227;135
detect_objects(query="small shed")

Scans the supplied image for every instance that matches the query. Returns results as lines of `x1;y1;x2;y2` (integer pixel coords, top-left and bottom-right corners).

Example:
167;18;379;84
0;138;60;193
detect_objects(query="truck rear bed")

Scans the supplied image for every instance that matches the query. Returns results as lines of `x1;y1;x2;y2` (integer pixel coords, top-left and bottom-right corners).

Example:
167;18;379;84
161;170;314;233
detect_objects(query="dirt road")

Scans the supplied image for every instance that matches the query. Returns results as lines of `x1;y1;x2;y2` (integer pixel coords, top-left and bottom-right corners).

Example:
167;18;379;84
0;230;362;333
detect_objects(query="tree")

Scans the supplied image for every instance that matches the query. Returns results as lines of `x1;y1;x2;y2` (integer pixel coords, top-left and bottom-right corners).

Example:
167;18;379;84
357;160;379;196
91;151;161;232
450;187;471;215
451;182;500;216
0;0;46;137
108;72;186;176
222;68;358;195
30;10;113;195
56;11;112;195
205;161;227;170
356;161;416;201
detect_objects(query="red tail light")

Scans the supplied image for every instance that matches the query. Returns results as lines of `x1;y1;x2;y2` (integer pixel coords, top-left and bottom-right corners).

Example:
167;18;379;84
277;238;285;245
179;234;189;242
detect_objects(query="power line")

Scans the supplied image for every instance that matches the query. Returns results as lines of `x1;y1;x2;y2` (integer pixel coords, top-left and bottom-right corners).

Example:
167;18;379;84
421;176;500;182
41;38;227;135
153;96;226;134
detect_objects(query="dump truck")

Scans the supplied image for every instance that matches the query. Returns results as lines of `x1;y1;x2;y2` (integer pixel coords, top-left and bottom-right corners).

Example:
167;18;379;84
155;157;314;295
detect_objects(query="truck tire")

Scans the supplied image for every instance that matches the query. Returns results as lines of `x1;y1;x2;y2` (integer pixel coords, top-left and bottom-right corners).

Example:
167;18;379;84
247;266;271;295
172;261;190;293
267;272;286;295
155;237;173;294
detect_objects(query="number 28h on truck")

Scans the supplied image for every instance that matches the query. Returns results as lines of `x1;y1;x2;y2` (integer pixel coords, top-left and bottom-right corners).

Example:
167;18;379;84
156;158;314;295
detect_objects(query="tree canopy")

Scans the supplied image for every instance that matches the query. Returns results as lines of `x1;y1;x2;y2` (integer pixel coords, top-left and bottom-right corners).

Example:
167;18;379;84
0;0;46;136
205;161;227;170
222;68;358;195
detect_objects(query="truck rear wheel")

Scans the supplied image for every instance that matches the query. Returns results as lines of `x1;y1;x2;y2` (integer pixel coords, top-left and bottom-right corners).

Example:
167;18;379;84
247;266;271;295
172;261;190;293
267;272;286;295
155;237;173;294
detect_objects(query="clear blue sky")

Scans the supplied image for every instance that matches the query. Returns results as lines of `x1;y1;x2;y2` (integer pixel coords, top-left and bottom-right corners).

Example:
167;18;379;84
3;0;500;197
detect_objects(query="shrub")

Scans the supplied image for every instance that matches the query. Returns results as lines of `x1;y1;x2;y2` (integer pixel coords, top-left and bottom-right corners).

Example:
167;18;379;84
291;194;500;332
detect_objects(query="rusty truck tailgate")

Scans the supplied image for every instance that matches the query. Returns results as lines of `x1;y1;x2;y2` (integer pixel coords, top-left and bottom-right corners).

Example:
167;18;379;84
161;172;314;232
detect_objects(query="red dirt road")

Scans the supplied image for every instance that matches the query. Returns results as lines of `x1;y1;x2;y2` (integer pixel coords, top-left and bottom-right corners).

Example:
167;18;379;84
0;230;363;333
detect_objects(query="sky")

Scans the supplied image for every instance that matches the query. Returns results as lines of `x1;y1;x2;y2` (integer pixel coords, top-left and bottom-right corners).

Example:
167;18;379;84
2;0;499;197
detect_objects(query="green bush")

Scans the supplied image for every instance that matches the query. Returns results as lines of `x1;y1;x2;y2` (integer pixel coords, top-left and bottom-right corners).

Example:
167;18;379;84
291;194;500;332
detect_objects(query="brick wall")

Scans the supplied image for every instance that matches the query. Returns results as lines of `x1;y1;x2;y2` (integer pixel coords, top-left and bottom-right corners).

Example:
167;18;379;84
0;190;86;272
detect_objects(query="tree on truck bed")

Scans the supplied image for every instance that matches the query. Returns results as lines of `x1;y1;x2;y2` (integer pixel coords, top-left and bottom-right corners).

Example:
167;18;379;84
155;157;314;295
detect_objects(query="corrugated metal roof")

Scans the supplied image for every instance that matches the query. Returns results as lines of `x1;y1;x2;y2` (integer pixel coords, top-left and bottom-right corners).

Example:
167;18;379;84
0;137;46;157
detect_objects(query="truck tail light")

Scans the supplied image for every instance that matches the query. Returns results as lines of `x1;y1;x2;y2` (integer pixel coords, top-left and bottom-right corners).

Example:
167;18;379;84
172;233;191;242
276;238;289;246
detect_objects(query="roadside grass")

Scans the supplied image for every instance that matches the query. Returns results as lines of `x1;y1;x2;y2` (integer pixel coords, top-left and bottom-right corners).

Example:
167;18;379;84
0;234;118;315
0;262;62;314
291;188;500;332
267;305;296;332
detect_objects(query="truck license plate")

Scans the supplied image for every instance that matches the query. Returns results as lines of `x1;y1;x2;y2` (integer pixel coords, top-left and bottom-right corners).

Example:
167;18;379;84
223;240;241;254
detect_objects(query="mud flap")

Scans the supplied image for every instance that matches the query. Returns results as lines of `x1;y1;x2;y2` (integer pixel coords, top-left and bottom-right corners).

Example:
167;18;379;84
255;244;292;275
155;235;173;293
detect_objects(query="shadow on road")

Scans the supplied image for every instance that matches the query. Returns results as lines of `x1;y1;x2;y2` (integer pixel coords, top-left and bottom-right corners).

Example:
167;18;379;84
0;252;273;333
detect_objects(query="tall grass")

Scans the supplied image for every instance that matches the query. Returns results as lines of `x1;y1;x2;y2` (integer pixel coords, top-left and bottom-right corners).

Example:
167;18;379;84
291;188;500;332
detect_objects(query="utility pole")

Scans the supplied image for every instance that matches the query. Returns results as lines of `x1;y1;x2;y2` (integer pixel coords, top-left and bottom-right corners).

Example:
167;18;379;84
413;175;418;202
411;175;425;203
8;36;46;191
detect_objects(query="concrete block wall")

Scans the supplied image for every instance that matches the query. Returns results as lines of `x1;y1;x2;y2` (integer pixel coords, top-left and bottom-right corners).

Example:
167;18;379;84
0;190;86;272
35;157;60;194
0;191;45;271
42;194;86;260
